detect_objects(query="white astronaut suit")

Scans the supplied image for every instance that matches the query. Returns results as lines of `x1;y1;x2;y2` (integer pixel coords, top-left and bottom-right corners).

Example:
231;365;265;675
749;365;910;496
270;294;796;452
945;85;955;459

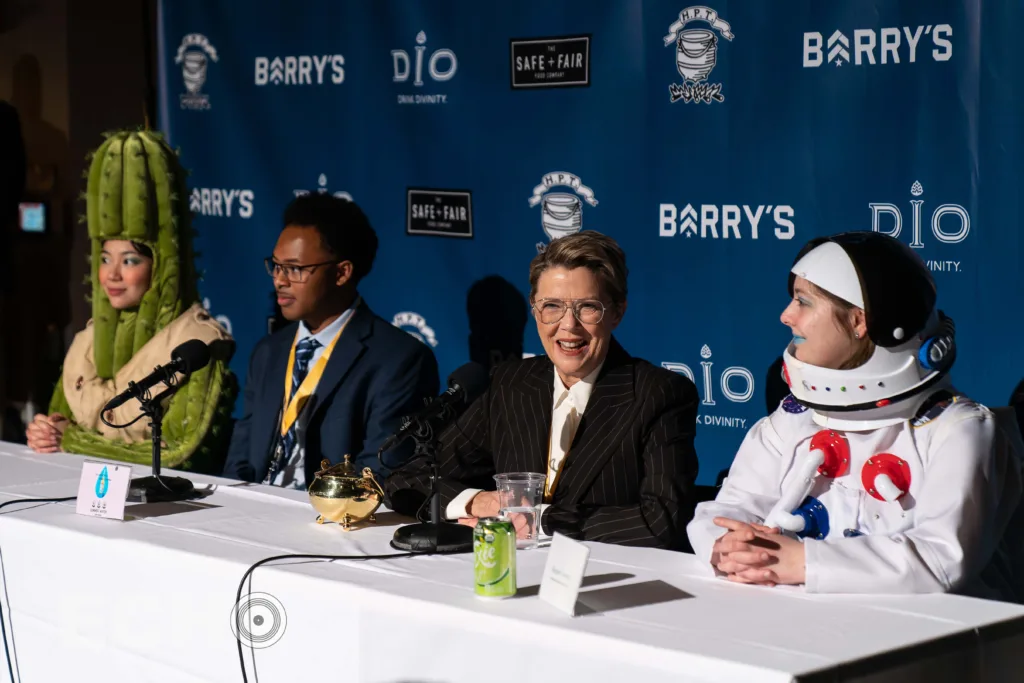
687;233;1024;601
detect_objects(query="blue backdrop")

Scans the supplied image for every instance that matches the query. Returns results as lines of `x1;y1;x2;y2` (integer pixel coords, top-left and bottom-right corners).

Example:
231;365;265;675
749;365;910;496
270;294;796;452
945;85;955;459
156;0;1023;484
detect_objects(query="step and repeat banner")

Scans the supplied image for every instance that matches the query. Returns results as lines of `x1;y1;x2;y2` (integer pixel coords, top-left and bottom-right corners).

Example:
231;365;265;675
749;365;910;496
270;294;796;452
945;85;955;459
157;0;1022;483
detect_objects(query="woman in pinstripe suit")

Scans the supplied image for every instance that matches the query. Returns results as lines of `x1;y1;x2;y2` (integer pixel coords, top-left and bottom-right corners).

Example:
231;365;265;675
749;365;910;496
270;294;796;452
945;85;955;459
384;231;701;549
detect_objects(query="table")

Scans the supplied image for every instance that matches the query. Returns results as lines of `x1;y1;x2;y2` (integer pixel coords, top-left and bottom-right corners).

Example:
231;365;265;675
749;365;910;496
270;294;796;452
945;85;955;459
1;442;1022;682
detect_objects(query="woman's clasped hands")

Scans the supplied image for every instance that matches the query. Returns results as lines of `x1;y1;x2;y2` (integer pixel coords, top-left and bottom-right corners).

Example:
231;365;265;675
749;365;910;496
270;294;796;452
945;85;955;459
25;413;70;453
711;517;806;587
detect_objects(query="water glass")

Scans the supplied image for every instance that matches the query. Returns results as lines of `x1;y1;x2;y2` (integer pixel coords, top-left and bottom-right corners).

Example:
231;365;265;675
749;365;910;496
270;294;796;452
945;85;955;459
493;472;546;549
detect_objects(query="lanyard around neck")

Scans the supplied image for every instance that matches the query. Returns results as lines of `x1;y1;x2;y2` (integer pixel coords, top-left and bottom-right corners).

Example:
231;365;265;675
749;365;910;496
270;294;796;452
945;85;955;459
279;314;353;437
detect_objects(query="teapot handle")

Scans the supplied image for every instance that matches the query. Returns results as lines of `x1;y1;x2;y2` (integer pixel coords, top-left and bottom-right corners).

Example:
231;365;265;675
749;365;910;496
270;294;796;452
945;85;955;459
362;467;386;498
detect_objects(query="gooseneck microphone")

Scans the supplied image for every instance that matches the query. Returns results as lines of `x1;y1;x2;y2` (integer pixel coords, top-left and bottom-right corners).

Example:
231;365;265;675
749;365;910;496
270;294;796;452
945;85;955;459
100;339;213;504
385;362;490;554
378;361;489;456
103;339;212;412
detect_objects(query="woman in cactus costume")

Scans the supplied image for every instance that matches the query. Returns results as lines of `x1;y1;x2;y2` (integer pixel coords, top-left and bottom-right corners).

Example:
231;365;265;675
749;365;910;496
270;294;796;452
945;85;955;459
24;129;236;474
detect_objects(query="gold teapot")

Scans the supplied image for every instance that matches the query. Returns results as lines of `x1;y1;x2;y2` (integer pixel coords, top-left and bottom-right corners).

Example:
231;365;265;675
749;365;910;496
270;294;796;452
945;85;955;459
307;455;385;531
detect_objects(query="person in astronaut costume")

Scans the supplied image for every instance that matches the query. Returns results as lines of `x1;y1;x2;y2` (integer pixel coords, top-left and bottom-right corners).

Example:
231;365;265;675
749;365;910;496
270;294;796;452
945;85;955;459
687;231;1024;601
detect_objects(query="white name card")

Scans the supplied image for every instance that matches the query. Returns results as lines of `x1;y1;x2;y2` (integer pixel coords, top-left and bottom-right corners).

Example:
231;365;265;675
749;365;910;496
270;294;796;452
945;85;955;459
75;461;132;520
539;532;591;616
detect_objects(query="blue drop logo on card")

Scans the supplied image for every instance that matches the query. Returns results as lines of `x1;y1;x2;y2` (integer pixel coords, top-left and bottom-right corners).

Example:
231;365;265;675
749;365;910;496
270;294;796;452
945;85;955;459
95;466;110;499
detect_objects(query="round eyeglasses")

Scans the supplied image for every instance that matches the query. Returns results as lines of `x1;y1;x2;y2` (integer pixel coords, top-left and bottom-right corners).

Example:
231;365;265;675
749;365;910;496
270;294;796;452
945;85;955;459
532;298;606;325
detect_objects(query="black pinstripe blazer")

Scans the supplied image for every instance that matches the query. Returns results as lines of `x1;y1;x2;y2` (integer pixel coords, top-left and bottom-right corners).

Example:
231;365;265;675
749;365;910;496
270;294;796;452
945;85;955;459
383;339;700;550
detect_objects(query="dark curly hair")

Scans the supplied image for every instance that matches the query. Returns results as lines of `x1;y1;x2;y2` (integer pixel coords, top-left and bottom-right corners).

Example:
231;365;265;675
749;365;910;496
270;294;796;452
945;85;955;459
282;193;378;284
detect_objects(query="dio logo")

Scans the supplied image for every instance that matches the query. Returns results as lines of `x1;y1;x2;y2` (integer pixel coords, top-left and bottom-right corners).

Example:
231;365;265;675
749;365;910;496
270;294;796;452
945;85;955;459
662;345;754;406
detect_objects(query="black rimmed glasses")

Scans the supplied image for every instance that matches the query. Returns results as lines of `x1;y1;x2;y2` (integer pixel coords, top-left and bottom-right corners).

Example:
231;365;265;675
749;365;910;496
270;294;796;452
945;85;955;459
264;257;338;283
532;298;607;325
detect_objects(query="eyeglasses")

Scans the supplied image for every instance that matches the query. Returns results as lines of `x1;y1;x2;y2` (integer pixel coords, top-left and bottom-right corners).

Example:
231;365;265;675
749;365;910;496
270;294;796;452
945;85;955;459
532;298;606;325
264;257;337;283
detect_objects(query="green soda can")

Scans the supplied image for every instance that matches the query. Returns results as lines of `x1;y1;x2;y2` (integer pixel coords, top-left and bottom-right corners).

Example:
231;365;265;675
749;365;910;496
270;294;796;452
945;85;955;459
474;516;517;599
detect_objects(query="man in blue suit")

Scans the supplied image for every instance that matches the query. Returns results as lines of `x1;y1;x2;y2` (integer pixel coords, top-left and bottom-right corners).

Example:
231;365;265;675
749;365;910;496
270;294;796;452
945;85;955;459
222;194;439;487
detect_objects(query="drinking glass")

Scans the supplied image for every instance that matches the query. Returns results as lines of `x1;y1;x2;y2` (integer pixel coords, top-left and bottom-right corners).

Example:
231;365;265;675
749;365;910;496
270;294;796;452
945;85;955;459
493;472;546;549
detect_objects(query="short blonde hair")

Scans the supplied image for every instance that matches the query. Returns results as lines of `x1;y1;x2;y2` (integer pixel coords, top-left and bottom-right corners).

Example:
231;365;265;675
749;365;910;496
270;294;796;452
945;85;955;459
528;231;628;307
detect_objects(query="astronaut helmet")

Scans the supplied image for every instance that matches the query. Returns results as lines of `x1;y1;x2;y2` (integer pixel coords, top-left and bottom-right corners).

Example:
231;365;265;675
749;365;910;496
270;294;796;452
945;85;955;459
781;231;956;424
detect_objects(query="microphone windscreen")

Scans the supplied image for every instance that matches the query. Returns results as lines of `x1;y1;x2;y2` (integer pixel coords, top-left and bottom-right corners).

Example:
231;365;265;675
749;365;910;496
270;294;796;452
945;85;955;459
447;361;489;402
171;339;212;374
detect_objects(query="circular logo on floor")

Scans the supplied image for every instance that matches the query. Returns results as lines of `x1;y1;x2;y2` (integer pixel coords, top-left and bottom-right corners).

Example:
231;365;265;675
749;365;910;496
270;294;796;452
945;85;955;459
229;591;287;649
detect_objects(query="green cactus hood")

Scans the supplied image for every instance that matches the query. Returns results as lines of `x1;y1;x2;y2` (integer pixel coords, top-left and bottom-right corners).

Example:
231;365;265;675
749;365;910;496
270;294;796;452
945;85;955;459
86;129;200;379
50;127;236;474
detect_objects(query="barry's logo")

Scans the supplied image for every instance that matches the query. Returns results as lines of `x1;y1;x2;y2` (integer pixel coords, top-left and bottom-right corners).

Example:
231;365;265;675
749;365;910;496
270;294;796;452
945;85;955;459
189;187;254;219
664;6;734;104
527;172;598;253
803;25;952;68
175;33;219;110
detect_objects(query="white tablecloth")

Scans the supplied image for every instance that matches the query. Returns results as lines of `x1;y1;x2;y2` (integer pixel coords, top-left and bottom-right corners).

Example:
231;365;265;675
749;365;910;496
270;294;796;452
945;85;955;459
0;442;1022;683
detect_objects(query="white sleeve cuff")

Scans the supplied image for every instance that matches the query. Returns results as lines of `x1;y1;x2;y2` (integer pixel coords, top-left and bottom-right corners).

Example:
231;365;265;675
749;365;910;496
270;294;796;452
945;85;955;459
537;503;552;539
445;488;484;520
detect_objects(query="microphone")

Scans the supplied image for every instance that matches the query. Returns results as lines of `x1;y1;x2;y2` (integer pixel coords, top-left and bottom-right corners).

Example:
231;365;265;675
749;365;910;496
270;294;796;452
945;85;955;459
379;361;489;455
386;362;489;555
107;339;212;505
104;339;212;412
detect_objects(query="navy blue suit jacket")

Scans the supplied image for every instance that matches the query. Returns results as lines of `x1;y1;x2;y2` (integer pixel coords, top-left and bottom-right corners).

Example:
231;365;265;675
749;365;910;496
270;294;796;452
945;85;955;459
222;300;440;484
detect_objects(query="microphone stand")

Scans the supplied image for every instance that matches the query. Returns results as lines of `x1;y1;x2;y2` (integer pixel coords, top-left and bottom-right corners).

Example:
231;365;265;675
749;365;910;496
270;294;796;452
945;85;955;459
389;412;475;554
125;385;199;504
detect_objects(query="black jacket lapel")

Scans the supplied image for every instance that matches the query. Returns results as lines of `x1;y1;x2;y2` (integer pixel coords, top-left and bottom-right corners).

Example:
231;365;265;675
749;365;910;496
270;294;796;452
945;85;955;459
510;358;554;475
309;300;373;421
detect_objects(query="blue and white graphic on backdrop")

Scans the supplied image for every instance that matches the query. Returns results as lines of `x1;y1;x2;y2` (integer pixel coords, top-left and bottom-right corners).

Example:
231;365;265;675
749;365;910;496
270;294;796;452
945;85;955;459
157;0;1023;484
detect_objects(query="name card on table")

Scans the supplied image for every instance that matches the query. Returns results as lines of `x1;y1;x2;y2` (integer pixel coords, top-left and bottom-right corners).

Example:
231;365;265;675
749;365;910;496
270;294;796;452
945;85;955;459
539;532;591;616
75;461;132;520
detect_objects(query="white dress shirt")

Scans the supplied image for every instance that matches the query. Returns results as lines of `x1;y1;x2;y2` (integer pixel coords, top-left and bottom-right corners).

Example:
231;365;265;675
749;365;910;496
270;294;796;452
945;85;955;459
445;361;605;538
270;298;360;489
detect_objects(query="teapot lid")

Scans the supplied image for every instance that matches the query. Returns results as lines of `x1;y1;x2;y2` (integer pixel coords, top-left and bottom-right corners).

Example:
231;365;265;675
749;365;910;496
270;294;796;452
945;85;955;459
316;455;359;479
